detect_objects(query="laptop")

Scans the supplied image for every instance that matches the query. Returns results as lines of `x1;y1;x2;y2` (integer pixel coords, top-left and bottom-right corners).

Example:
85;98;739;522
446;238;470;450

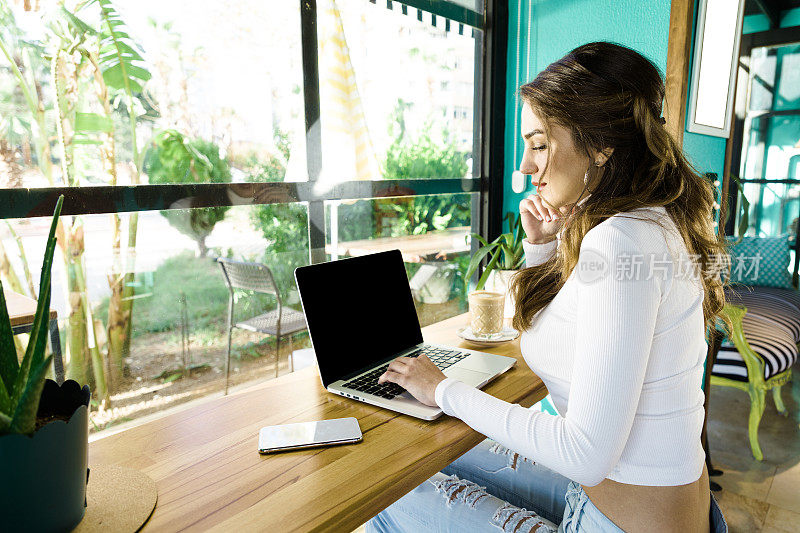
294;249;517;420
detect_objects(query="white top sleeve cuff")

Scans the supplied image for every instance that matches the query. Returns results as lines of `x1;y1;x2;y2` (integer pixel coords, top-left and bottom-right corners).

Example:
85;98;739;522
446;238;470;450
435;377;460;412
522;238;558;267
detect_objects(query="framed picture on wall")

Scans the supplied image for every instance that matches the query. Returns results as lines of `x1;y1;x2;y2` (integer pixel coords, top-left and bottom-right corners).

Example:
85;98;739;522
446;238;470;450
686;0;746;138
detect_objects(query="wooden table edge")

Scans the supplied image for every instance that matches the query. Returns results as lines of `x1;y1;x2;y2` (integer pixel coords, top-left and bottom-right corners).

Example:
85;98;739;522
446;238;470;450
89;313;547;532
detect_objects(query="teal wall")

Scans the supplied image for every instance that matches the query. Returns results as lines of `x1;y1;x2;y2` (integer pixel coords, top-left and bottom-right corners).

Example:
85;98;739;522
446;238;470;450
501;2;800;223
502;0;672;218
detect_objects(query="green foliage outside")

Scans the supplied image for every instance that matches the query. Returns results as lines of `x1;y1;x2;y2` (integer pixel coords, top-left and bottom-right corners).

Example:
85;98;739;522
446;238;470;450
108;117;475;350
143;130;231;256
94;252;286;348
246;129;308;304
379;121;471;237
382;113;473;307
384;124;468;180
330;199;374;242
108;252;228;336
334;122;471;242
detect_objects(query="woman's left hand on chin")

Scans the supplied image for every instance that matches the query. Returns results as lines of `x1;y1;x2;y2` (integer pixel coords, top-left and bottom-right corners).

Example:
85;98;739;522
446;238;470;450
378;355;446;407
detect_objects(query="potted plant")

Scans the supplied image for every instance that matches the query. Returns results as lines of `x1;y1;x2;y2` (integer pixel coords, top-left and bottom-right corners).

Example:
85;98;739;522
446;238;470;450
465;212;526;318
0;196;92;532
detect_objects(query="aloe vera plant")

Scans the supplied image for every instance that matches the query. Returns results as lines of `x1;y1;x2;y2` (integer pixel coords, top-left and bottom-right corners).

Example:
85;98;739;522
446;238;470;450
0;195;63;435
466;212;526;291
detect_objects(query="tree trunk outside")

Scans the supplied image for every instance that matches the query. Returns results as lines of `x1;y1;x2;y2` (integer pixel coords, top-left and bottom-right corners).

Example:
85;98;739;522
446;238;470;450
53;49;108;402
118;215;140;364
91;53;129;391
0;238;27;295
106;266;128;388
64;222;89;386
0;139;23;189
197;235;208;257
62;218;108;403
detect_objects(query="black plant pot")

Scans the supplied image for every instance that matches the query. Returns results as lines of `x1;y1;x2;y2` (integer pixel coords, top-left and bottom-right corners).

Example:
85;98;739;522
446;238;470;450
0;379;91;532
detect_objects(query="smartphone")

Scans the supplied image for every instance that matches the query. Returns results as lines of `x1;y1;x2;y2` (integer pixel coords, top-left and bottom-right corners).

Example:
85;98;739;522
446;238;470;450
258;417;363;454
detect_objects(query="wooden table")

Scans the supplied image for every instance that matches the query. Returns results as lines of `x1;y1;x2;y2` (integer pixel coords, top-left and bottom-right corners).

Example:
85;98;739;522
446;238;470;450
89;314;548;532
325;226;471;263
4;290;63;382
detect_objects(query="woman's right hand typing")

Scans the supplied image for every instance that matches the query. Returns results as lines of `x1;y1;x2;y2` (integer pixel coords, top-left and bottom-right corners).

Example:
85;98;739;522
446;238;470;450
519;194;565;244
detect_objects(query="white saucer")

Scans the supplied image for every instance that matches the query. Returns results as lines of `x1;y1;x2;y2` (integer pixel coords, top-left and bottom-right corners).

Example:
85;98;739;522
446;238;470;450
457;326;520;347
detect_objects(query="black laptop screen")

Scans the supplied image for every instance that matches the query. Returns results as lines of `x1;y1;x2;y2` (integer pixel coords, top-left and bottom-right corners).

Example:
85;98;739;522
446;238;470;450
294;250;424;387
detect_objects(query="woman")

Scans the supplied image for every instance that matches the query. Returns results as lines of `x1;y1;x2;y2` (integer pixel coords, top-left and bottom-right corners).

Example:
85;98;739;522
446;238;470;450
367;42;728;532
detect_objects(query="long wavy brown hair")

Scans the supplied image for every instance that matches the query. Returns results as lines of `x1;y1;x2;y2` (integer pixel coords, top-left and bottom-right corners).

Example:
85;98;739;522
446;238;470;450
510;42;728;335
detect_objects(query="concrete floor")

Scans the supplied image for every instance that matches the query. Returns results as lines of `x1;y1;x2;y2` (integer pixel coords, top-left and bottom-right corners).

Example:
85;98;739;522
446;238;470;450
706;359;800;532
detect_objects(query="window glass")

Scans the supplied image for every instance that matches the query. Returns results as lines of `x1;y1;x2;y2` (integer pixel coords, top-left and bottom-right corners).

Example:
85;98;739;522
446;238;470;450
312;0;477;185
741;182;795;236
0;0;305;189
1;0;484;434
774;45;800;112
738;43;800;242
446;0;483;10
747;47;776;112
2;203;310;432
325;193;475;327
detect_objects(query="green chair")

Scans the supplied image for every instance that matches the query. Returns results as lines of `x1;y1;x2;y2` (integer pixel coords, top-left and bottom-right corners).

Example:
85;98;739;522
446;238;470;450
711;235;798;460
712;289;797;461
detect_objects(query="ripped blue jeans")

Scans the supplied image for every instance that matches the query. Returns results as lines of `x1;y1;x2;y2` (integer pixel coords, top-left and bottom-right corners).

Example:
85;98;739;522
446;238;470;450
366;439;728;532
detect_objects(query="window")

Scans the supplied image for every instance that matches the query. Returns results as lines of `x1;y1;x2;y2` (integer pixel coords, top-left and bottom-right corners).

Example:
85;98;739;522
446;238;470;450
0;0;490;432
728;31;800;283
686;0;745;137
736;43;800;239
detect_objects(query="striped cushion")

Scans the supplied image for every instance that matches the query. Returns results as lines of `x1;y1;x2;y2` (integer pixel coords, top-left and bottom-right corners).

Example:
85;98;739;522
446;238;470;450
726;286;800;342
713;287;799;382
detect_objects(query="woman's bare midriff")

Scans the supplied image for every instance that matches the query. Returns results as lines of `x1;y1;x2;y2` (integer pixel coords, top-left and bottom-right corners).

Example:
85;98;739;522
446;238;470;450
581;463;710;532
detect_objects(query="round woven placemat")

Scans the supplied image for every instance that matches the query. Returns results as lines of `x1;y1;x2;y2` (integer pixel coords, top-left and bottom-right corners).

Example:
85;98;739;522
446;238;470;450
73;465;157;532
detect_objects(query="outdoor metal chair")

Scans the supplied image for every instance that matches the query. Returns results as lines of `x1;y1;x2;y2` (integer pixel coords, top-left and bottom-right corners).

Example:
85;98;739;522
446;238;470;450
216;258;307;395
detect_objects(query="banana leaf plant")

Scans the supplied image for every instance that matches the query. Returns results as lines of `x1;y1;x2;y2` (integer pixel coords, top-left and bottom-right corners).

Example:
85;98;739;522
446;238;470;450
0;195;63;435
465;212;526;291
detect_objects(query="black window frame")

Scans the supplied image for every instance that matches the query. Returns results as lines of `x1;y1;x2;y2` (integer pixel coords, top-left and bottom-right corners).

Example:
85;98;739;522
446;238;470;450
0;0;506;271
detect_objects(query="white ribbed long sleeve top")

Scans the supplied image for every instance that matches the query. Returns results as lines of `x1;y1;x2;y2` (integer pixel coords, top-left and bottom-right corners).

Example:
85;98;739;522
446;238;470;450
435;207;708;487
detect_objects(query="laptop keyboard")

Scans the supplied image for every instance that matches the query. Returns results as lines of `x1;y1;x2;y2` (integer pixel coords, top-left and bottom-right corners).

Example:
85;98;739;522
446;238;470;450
341;345;469;400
